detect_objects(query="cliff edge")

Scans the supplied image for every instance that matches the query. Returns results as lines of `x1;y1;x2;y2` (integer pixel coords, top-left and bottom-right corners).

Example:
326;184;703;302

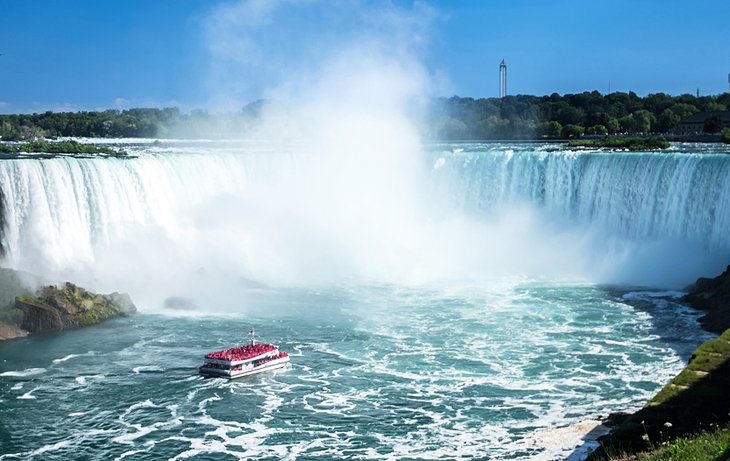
0;268;136;340
682;265;730;333
14;282;136;334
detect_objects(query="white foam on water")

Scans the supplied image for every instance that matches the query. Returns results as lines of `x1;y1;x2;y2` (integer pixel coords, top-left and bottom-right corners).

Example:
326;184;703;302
522;420;611;461
7;440;71;459
17;388;38;399
114;449;149;461
113;398;182;445
0;367;47;377
622;290;684;300
52;354;80;363
132;365;164;374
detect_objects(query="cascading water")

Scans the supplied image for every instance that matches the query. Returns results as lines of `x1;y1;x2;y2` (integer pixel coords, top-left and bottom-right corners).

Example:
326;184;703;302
1;141;729;460
433;144;730;249
1;141;728;298
429;143;730;287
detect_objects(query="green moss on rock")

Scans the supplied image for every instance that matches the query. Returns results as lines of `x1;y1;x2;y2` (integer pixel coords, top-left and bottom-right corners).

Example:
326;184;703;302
15;282;136;334
567;136;670;151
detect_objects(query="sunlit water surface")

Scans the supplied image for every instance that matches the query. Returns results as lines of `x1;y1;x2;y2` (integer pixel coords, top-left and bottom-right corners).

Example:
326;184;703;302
0;283;710;460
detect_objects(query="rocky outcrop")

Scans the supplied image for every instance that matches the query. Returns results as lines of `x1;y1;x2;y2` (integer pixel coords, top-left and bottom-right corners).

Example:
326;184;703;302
682;265;730;333
0;323;27;341
14;282;136;334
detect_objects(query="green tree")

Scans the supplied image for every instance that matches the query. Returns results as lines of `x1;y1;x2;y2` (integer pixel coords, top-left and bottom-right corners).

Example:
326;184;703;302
703;115;724;133
538;120;562;138
633;110;656;133
586;125;608;136
656;108;681;132
556;106;585;126
604;117;620;133
670;103;698;120
561;124;584;139
619;114;636;133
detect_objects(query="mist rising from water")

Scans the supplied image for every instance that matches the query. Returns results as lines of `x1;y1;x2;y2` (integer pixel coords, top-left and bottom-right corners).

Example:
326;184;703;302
0;2;727;311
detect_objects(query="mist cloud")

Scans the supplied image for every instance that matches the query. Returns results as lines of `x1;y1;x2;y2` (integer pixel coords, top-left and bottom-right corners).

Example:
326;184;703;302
202;0;440;111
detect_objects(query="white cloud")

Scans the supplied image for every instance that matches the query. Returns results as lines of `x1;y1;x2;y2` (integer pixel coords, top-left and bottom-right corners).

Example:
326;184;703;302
201;0;443;111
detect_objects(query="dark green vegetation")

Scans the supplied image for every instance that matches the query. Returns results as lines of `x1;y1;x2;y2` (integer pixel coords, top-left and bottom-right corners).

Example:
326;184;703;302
589;328;730;460
610;427;730;461
0;269;136;340
567;136;671;150
0;104;263;140
0;139;128;156
429;91;730;140
0;108;183;140
1;93;728;141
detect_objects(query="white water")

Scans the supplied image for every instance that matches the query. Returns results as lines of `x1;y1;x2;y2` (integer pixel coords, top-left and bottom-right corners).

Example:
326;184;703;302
0;142;729;309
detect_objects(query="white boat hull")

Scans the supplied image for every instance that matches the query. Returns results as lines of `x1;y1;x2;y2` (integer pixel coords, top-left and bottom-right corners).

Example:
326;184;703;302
199;356;290;379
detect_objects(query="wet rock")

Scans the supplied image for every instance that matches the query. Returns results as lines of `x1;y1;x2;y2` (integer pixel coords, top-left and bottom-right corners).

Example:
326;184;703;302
15;282;136;334
682;265;730;333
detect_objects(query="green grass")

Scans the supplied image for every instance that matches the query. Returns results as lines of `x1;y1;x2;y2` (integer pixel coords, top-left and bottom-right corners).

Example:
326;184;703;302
631;426;730;460
567;136;670;150
589;329;730;460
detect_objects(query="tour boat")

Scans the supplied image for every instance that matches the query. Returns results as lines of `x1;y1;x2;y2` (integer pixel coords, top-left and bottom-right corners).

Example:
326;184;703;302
199;329;290;379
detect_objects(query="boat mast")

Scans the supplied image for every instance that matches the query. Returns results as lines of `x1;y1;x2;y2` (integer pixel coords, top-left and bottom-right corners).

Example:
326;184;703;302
249;328;256;345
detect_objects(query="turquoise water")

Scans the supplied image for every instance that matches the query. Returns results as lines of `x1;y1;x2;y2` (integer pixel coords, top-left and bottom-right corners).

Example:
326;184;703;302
0;283;710;460
0;141;728;459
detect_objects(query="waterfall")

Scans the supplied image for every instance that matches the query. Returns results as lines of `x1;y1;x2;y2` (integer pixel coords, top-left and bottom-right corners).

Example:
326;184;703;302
433;148;730;251
0;143;728;303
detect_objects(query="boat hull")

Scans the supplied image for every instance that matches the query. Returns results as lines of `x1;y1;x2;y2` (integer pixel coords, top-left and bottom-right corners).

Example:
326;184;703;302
199;356;290;379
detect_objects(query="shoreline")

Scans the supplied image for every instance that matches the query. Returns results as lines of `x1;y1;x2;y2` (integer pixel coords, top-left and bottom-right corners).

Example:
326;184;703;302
582;267;730;459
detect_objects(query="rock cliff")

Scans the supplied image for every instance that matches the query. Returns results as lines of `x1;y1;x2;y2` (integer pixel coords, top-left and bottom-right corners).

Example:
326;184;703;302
14;282;136;334
682;265;730;333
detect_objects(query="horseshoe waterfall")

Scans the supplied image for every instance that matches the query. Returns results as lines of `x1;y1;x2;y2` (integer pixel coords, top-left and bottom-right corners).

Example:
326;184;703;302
1;141;729;460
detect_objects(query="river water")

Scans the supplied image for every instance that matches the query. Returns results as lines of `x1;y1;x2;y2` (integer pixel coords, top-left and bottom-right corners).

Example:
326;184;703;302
0;141;728;459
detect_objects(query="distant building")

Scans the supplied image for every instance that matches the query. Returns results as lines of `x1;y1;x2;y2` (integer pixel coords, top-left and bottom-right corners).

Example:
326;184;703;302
677;111;730;134
499;60;507;98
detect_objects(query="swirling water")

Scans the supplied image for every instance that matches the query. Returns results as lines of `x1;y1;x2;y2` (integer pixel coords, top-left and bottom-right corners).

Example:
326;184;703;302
0;283;711;460
0;141;729;459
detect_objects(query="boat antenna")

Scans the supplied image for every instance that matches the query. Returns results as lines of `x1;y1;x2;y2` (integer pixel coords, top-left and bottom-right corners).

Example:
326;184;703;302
249;328;256;346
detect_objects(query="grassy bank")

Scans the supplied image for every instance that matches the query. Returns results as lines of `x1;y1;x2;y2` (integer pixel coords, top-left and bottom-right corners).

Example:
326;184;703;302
590;328;730;459
607;426;730;460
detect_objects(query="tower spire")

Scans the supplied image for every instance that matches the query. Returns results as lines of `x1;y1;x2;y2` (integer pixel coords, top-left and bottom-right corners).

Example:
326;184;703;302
499;59;507;98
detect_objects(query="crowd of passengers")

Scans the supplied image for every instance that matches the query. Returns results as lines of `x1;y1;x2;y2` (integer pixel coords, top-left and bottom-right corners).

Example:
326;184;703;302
202;352;289;371
204;343;277;361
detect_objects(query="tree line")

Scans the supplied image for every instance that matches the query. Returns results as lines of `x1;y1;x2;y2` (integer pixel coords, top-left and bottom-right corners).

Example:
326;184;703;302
428;91;730;140
0;92;728;141
0;103;263;141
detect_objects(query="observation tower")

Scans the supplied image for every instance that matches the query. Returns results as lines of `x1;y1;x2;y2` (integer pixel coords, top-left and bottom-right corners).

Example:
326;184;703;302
499;60;507;98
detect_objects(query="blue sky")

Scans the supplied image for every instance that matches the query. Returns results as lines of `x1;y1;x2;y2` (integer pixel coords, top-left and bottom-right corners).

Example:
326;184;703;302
1;0;728;113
